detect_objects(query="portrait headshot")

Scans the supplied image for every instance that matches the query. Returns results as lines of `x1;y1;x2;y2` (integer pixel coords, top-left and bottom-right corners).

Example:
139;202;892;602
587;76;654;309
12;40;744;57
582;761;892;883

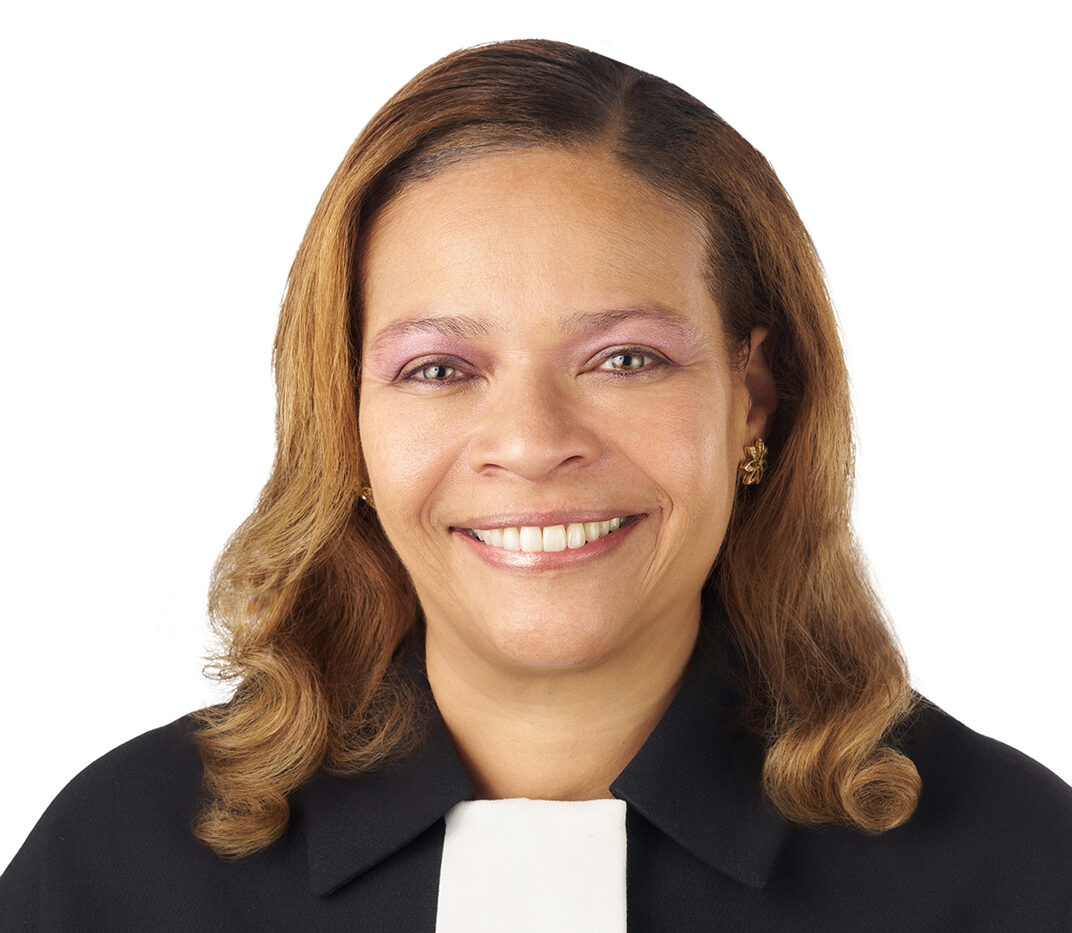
2;1;1070;930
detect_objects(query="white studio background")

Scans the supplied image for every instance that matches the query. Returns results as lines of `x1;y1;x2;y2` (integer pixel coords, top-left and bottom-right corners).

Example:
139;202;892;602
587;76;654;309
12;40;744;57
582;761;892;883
2;1;1068;870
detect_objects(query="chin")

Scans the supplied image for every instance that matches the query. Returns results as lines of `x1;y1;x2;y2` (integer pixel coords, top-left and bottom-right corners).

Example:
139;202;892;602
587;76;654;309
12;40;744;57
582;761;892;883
482;615;625;673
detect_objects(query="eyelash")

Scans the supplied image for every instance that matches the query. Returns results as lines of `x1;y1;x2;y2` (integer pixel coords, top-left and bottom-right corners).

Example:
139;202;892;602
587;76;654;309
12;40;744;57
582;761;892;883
396;347;670;385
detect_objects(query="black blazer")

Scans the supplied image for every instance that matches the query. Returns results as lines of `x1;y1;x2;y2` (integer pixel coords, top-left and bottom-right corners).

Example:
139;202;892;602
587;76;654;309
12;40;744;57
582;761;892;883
3;634;1071;931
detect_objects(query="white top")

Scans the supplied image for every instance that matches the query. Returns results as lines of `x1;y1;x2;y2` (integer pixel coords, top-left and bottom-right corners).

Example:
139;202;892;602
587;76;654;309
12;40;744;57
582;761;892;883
435;798;628;933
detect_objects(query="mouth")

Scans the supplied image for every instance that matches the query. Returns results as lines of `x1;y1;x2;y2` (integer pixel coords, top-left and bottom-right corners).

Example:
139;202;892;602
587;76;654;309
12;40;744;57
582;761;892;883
455;514;641;553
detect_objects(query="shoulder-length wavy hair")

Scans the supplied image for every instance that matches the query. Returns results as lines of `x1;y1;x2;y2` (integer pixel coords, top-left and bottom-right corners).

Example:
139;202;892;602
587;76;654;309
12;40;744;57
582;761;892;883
194;38;920;858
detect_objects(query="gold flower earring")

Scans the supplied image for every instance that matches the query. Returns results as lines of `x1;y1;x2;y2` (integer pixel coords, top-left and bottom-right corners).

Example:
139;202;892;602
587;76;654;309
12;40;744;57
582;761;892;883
360;485;376;510
738;437;768;486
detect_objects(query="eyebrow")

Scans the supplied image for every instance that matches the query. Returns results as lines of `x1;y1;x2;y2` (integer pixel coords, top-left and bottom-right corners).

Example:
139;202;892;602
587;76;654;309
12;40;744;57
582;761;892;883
559;305;703;340
366;315;493;351
365;304;703;354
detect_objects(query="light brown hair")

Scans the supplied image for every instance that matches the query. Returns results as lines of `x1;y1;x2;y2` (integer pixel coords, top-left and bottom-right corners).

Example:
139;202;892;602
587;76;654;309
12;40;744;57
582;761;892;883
194;38;920;858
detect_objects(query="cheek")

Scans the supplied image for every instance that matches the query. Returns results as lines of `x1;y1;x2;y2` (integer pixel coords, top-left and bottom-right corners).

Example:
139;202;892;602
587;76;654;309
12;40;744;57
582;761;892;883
612;381;739;500
659;417;736;524
358;391;471;520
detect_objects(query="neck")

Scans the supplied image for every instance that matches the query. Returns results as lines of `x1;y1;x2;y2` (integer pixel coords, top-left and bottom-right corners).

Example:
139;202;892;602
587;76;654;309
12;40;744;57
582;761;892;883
425;620;698;801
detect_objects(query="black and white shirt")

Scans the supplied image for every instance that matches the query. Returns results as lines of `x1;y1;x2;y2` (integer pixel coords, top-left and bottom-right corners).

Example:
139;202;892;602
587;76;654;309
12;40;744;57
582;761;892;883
4;612;1072;930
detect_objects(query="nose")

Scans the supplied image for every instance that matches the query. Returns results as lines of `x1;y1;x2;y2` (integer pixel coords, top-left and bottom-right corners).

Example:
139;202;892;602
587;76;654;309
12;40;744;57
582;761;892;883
467;372;602;482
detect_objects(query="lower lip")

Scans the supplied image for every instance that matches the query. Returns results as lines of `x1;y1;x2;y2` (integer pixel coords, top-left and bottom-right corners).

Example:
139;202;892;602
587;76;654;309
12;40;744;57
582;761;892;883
453;518;643;571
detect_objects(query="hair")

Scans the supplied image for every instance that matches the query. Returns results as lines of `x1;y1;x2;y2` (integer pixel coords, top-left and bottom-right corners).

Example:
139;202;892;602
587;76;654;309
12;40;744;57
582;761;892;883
193;38;921;858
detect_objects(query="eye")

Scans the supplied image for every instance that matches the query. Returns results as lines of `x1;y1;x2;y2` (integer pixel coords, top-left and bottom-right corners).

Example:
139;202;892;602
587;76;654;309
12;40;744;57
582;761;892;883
596;348;667;374
415;363;458;381
397;358;471;385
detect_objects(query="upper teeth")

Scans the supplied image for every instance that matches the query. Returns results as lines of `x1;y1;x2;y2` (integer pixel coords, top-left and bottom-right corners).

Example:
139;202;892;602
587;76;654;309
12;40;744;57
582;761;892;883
471;518;625;553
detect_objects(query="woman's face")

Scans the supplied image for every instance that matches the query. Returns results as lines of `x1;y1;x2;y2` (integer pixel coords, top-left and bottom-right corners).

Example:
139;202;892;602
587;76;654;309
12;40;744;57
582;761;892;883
359;147;768;676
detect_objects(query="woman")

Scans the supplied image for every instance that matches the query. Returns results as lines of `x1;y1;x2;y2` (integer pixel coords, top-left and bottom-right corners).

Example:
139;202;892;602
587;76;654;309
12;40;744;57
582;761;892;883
2;38;1070;931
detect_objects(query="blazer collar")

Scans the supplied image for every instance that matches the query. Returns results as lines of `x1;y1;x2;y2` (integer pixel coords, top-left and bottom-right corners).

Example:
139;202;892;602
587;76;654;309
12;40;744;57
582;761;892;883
611;619;786;889
295;652;475;896
298;606;784;897
298;694;475;897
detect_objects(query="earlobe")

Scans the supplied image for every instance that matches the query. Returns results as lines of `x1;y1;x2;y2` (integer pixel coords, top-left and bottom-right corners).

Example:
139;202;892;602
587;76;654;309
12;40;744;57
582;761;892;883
742;326;777;439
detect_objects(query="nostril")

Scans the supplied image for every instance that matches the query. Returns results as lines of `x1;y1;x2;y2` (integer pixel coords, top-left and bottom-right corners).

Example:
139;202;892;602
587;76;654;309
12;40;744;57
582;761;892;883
467;402;602;482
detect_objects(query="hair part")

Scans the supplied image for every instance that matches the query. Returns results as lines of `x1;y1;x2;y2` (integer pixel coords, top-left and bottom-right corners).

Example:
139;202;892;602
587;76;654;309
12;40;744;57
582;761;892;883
193;38;920;858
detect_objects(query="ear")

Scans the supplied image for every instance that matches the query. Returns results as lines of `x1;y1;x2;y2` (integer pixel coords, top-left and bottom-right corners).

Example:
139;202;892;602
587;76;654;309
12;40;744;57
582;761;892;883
739;326;777;442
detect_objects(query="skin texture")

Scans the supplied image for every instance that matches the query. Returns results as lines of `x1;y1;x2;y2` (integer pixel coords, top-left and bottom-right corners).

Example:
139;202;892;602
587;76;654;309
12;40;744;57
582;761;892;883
359;147;774;799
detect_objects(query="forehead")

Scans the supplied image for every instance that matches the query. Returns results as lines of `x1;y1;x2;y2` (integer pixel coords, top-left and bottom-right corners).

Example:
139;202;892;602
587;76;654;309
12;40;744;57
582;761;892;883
360;147;717;339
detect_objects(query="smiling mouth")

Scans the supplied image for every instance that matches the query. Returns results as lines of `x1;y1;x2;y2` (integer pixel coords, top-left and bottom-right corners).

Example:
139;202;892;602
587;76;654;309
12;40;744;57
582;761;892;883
458;515;639;553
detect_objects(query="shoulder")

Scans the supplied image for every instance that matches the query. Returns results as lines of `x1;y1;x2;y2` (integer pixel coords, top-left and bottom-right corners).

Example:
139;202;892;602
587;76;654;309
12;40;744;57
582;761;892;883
773;699;1072;929
0;715;211;929
906;696;1072;836
29;714;204;838
893;698;1072;926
